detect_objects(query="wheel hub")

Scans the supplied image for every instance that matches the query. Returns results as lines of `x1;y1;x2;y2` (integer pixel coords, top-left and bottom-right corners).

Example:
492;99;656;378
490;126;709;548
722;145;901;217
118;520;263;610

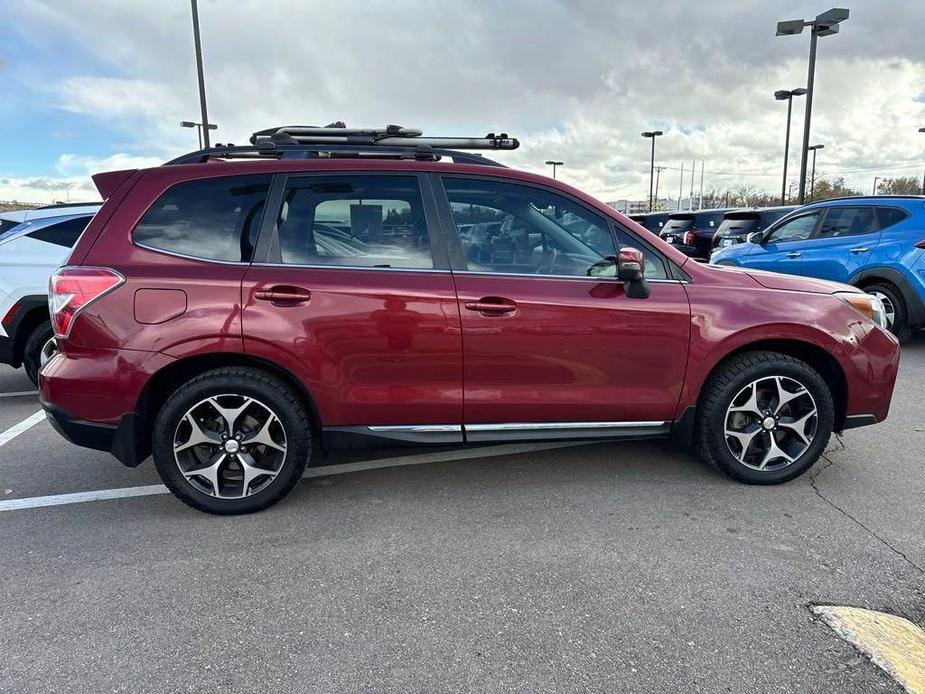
223;439;240;454
761;415;776;431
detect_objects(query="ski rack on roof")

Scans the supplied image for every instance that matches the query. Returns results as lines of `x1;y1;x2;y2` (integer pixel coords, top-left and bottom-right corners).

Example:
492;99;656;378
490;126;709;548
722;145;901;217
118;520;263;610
165;123;519;167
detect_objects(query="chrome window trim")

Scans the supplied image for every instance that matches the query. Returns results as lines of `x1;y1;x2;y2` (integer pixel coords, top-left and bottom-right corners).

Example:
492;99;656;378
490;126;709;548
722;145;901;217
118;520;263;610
250;262;450;274
451;270;686;284
133;241;251;266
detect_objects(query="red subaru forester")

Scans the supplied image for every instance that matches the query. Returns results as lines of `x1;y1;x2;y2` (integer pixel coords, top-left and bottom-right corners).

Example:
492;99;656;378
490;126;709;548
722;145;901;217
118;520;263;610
40;126;900;514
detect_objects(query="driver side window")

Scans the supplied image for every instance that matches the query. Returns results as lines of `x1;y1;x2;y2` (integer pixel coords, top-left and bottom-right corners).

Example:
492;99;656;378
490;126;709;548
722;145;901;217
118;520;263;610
442;177;616;278
765;212;820;243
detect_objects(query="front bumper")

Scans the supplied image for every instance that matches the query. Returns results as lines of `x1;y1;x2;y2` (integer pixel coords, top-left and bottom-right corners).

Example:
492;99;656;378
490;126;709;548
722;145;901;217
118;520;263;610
41;402;147;467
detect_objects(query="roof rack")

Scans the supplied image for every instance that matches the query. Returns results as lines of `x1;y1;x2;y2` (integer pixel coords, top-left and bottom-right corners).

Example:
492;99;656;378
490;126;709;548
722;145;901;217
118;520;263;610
165;123;519;167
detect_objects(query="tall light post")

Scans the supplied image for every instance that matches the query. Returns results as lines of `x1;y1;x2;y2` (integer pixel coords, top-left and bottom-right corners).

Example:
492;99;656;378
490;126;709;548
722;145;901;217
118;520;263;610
544;160;564;179
919;127;925;194
654;166;666;209
641;130;663;212
807;144;824;200
180;120;218;150
774;88;807;205
190;0;213;148
776;8;849;204
872;176;880;196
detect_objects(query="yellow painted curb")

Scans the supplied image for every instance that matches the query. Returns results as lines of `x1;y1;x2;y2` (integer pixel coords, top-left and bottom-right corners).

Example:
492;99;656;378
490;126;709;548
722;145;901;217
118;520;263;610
812;605;925;693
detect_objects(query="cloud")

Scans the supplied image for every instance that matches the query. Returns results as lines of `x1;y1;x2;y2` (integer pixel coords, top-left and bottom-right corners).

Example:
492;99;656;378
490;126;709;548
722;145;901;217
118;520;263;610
5;0;925;202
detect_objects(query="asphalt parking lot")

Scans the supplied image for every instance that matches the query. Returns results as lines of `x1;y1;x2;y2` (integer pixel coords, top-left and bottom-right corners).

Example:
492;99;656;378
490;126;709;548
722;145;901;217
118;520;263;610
1;338;923;693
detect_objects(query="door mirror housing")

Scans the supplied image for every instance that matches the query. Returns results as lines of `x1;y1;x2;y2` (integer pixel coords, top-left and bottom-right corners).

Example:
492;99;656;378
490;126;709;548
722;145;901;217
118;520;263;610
746;231;764;245
617;247;650;299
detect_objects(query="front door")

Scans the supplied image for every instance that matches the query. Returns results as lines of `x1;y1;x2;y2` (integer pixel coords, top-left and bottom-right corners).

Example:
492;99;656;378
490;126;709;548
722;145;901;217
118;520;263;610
799;205;880;282
435;175;691;437
743;210;822;275
242;173;463;440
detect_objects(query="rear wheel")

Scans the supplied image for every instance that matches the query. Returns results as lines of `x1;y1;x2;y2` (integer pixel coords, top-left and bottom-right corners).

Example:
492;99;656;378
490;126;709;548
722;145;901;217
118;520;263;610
864;283;910;342
152;367;311;514
22;321;55;386
695;351;834;484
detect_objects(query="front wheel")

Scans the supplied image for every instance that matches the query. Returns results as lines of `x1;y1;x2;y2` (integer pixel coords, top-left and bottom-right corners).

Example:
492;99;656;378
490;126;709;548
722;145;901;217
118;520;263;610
695;351;834;484
152;367;312;514
864;283;910;342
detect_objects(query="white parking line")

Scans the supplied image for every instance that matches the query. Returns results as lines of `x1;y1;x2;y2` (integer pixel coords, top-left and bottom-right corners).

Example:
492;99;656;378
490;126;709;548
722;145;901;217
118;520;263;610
0;440;597;512
0;390;39;398
0;410;46;448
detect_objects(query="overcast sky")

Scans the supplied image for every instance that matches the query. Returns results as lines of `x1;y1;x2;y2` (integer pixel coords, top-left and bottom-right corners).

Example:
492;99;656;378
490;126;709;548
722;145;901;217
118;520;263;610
1;0;924;204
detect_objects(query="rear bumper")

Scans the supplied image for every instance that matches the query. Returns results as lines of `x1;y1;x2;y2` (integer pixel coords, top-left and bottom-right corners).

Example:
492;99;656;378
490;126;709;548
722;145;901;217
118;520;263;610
41;402;146;467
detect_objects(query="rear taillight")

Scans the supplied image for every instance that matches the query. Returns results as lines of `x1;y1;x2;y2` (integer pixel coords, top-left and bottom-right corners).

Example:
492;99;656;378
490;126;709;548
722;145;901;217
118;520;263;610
683;230;696;246
49;267;124;338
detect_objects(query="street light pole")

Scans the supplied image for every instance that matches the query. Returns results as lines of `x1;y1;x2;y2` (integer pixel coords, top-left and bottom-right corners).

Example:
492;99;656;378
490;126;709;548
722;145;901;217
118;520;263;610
776;9;849;204
919;127;925;195
642;130;663;212
873;176;880;196
654;166;666;208
180;121;218;150
190;0;212;148
775;89;807;205
544;160;564;179
807;144;824;200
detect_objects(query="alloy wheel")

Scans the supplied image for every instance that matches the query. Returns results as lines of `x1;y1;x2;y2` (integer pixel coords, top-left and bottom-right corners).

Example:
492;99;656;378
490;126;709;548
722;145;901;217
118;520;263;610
724;376;818;472
173;394;288;498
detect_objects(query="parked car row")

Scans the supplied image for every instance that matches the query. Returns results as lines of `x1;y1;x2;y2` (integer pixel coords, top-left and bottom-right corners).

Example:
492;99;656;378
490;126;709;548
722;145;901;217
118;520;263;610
710;196;925;341
34;124;899;515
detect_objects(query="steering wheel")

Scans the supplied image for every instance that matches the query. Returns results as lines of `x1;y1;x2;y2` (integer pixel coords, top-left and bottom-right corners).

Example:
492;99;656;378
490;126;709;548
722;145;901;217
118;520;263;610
534;247;559;274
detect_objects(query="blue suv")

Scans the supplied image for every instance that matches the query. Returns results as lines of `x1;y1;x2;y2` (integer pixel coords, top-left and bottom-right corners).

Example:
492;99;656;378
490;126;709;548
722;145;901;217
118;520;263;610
710;196;925;341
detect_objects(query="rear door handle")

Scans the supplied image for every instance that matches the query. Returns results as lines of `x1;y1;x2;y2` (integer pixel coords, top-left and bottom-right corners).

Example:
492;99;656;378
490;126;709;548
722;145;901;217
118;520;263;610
464;297;517;315
849;247;870;254
254;286;312;305
785;252;803;258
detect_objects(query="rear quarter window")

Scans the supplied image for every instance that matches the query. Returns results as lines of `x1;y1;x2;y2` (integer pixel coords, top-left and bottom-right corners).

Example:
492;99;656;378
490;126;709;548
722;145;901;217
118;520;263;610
26;216;92;248
133;175;271;262
877;207;910;230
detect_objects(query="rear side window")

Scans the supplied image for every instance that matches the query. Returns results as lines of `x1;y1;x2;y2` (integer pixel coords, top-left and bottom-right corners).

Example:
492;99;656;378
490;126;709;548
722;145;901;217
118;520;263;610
877;207;909;230
26;216;91;248
134;175;271;262
272;175;434;269
816;206;878;239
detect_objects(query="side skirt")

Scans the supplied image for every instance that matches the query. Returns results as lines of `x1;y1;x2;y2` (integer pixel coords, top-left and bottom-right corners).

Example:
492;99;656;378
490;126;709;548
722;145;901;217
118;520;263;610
321;421;671;451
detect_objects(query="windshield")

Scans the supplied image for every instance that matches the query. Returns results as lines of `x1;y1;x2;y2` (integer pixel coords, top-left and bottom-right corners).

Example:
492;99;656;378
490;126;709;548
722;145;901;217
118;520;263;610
716;216;758;236
661;218;693;233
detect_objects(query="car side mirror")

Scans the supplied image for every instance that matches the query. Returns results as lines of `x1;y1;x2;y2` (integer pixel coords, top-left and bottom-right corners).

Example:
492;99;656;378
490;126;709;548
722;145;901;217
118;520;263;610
747;231;764;244
618;247;650;299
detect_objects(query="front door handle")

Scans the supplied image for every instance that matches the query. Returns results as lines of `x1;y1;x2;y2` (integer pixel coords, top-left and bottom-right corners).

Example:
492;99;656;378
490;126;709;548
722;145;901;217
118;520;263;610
849;247;870;254
464;297;517;315
785;252;803;258
254;286;312;305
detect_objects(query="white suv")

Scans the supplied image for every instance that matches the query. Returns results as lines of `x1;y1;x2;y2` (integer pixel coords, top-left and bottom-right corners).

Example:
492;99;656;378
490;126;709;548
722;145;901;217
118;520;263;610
0;203;100;384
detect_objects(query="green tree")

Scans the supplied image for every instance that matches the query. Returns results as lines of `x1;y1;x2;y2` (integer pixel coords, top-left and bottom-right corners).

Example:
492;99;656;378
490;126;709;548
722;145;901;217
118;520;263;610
877;176;922;195
807;176;862;202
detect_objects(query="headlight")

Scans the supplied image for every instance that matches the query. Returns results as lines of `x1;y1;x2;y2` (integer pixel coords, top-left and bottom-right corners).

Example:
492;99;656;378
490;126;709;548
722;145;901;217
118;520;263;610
835;292;888;329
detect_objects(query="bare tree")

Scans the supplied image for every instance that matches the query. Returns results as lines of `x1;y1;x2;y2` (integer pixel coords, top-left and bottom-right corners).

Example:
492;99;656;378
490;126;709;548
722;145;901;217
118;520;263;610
876;176;921;195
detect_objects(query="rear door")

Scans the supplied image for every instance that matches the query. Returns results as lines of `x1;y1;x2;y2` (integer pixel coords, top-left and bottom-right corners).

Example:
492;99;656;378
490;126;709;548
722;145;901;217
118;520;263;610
799;205;880;282
742;210;822;275
241;172;463;438
434;175;691;436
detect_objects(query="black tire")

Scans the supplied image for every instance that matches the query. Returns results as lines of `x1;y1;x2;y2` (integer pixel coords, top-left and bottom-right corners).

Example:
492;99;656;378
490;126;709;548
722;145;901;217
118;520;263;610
864;283;911;343
22;321;55;386
695;351;834;485
152;367;312;514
